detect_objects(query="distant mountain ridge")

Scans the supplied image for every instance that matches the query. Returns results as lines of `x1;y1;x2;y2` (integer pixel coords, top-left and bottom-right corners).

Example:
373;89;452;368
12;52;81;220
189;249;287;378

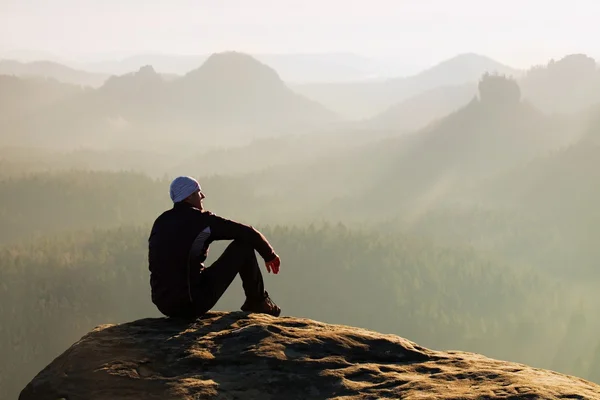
519;53;600;115
75;52;385;83
293;53;521;119
5;51;600;153
1;52;424;84
364;53;600;133
0;52;339;150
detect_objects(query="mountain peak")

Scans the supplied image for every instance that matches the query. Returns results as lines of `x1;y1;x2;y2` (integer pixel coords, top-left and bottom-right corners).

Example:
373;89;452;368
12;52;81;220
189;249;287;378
203;50;268;66
447;52;501;63
173;51;337;127
19;312;600;399
185;51;283;87
420;53;520;81
136;64;159;77
101;65;163;92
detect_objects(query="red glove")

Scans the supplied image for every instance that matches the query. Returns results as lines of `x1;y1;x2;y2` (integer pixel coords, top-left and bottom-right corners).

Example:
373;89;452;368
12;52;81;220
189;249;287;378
265;255;280;274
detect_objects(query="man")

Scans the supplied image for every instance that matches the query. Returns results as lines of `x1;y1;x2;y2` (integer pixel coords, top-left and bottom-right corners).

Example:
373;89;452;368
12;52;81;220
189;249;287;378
148;175;281;318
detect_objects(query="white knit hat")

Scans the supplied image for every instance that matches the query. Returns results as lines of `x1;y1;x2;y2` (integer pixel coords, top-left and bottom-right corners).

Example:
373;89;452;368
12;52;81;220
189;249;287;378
169;176;201;203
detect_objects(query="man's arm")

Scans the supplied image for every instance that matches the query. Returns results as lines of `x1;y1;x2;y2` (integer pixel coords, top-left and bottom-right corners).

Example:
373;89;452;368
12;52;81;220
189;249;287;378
206;212;277;262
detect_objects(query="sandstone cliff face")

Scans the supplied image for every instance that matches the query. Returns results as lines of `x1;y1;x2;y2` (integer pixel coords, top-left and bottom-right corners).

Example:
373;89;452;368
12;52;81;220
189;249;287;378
19;312;600;399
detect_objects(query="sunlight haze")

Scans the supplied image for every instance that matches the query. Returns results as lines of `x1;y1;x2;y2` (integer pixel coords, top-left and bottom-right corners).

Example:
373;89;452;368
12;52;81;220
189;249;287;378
1;0;598;68
4;1;600;399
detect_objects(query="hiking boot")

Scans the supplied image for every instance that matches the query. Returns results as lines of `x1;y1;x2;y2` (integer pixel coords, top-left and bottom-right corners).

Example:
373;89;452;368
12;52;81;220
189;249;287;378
241;291;281;317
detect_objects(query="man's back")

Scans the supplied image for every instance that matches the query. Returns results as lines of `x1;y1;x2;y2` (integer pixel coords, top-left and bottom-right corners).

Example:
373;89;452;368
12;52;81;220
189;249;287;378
148;202;212;309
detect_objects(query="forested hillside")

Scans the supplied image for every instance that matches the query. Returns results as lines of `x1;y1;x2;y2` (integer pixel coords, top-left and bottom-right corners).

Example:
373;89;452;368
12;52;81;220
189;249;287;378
2;224;598;399
0;170;284;245
0;171;169;244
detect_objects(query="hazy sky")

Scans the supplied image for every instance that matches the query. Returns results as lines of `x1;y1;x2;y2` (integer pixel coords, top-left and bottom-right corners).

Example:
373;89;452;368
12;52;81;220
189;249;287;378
1;0;598;68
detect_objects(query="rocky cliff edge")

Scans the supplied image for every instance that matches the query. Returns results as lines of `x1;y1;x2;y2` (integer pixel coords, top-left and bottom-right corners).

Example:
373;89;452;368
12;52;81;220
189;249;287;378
19;311;600;399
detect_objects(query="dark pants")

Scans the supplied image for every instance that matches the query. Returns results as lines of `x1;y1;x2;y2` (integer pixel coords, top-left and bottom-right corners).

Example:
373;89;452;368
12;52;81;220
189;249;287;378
160;240;266;318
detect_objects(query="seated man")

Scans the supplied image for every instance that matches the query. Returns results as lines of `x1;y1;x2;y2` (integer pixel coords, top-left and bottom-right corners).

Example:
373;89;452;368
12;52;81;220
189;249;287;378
148;176;281;318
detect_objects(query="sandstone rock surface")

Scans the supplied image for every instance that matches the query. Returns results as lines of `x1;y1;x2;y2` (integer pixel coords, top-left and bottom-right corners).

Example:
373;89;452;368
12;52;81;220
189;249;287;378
19;311;600;399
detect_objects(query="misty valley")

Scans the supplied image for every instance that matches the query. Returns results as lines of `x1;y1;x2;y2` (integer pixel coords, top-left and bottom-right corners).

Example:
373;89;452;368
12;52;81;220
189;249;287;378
2;51;600;399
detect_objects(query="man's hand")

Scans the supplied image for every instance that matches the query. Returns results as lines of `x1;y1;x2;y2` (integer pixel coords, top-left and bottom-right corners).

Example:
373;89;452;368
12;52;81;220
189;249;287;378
265;254;280;274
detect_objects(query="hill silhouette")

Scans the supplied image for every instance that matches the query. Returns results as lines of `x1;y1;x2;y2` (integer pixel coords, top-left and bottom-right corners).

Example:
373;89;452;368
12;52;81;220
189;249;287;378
0;75;85;123
478;99;600;208
294;53;520;119
465;105;600;277
519;53;600;115
0;59;109;87
366;82;478;132
237;75;576;221
339;76;577;216
172;52;338;130
397;53;520;98
365;53;600;133
0;52;339;150
19;312;600;399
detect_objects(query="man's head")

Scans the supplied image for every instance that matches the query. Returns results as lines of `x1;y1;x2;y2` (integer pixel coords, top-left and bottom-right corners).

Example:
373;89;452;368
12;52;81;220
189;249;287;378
169;176;205;210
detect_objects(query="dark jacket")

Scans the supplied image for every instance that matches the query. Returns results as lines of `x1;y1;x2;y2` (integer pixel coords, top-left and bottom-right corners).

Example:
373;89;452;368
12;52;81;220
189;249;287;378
148;202;276;310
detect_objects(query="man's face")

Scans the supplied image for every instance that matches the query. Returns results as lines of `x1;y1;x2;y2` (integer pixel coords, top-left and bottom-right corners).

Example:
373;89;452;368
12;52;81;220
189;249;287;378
187;190;206;210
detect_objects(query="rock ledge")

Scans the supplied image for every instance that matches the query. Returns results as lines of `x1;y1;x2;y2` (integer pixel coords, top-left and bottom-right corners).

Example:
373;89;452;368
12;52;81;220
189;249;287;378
19;311;600;399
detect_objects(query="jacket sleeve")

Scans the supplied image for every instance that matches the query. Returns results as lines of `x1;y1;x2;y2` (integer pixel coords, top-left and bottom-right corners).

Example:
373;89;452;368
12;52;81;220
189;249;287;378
206;212;276;262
